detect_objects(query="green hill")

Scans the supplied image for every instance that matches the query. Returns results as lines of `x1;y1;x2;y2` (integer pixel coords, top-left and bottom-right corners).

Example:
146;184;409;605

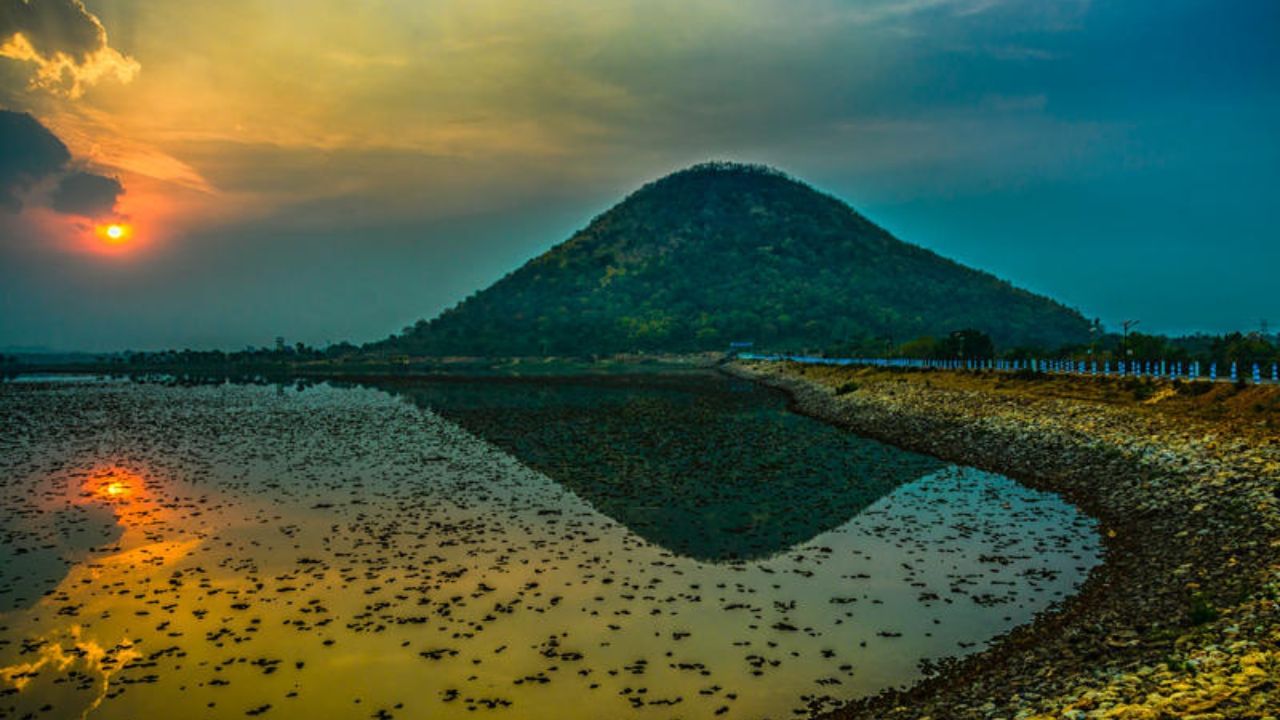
385;162;1090;356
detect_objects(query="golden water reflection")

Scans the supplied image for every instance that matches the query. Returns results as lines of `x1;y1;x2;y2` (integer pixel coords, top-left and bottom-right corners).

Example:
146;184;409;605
0;379;1102;719
82;466;146;515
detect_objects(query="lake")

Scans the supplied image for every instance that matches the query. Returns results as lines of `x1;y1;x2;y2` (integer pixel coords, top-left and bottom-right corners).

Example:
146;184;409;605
0;374;1101;719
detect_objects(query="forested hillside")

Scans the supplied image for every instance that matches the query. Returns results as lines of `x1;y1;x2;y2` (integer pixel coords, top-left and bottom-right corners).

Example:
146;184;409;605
382;163;1090;355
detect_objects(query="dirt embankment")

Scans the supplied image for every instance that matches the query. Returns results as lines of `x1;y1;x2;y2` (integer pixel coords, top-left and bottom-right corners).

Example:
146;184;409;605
727;362;1280;720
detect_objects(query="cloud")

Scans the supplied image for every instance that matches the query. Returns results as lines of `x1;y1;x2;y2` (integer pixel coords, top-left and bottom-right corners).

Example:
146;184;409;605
0;0;139;97
51;169;120;216
0;107;69;209
0;108;124;217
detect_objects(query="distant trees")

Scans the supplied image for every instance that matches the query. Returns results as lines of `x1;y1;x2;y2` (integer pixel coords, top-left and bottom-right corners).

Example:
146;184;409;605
1208;332;1277;366
118;340;361;369
1054;331;1279;366
891;329;994;360
896;336;942;359
941;329;995;360
324;341;359;357
877;328;1277;367
67;328;1277;373
1120;332;1182;361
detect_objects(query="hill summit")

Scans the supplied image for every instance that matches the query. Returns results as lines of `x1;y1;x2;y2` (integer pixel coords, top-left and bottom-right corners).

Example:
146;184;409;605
388;162;1089;355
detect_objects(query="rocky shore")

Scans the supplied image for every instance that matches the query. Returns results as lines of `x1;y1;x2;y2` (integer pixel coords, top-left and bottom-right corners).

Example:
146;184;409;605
727;361;1280;720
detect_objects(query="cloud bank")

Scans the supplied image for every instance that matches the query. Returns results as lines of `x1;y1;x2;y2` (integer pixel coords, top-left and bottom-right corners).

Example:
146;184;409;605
0;0;139;97
0;108;121;216
0;107;67;208
51;169;121;216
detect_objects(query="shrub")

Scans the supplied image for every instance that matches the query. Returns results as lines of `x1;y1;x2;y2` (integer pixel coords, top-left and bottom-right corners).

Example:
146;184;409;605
835;381;859;396
1131;381;1158;402
1175;381;1214;397
1187;593;1219;626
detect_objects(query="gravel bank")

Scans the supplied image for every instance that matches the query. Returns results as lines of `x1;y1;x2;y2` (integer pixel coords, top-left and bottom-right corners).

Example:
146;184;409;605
726;361;1280;720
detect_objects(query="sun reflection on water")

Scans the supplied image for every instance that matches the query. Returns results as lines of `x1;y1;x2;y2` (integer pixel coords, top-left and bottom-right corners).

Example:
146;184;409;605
77;466;158;530
84;467;144;502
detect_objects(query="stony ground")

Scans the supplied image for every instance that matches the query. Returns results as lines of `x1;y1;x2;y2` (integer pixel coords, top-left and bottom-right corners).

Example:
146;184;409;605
728;362;1280;720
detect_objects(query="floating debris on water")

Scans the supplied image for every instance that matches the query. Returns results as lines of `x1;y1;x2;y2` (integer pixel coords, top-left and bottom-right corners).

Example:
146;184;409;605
0;377;1100;718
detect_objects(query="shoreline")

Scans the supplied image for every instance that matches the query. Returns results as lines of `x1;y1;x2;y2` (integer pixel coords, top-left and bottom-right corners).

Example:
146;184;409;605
725;361;1279;719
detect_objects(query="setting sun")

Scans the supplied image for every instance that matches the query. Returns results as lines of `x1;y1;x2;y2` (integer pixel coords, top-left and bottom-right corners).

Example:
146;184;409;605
96;222;133;245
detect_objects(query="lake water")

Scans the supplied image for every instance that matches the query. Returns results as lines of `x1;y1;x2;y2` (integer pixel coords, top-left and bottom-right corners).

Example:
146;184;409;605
0;375;1101;719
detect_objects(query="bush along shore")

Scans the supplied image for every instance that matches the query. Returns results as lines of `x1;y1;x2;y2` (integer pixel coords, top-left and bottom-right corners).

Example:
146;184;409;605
726;361;1280;720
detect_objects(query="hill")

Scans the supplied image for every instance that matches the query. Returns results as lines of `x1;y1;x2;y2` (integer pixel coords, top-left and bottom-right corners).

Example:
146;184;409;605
384;162;1090;355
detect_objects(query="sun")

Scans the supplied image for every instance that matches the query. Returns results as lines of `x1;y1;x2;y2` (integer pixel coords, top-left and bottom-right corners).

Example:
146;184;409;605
96;222;133;245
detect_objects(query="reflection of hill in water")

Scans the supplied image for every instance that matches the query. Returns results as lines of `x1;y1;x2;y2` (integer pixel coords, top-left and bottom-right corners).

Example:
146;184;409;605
371;373;944;563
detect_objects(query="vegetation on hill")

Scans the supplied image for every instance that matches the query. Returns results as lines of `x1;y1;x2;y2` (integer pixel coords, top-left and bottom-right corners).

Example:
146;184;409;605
378;162;1091;356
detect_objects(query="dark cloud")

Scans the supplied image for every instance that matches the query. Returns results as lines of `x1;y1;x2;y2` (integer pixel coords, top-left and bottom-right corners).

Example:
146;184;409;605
0;108;69;210
0;0;138;96
51;169;120;217
0;0;103;62
0;109;124;217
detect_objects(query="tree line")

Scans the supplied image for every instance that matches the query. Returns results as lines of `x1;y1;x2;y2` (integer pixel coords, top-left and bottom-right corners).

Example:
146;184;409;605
838;328;1280;367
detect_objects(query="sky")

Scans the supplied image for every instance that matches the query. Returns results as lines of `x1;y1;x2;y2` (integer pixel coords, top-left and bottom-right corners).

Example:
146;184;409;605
0;0;1277;352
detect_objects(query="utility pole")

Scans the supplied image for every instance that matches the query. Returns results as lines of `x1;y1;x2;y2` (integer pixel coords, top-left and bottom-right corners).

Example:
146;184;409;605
1121;319;1139;359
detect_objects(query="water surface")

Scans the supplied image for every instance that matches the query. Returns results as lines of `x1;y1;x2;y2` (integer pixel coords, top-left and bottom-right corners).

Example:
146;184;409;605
0;376;1100;719
365;375;947;562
